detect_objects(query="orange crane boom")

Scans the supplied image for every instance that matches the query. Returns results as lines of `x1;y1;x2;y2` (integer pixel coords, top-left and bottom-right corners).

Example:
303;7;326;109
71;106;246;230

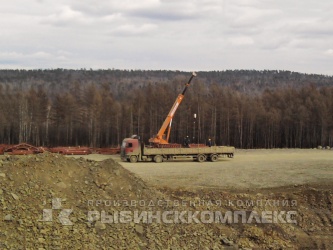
149;72;197;145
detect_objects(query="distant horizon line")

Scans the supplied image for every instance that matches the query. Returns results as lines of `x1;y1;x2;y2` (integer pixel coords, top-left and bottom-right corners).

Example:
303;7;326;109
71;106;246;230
0;68;331;77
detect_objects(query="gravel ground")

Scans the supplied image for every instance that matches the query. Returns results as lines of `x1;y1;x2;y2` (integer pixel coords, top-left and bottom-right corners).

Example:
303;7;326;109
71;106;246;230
110;149;333;190
0;150;332;249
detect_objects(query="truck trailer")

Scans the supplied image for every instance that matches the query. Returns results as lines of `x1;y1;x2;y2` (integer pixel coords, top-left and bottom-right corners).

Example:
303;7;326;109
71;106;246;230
121;137;235;163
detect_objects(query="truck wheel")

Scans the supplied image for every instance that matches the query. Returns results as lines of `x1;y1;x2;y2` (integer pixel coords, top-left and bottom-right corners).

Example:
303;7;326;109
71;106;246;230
210;154;218;162
154;155;163;163
130;155;138;163
197;154;206;162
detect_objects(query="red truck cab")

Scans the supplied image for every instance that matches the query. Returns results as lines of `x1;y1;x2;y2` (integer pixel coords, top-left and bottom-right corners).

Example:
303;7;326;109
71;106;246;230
121;136;141;162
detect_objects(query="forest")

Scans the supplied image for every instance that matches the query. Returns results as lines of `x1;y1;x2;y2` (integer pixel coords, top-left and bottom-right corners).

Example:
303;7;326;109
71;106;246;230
0;69;332;148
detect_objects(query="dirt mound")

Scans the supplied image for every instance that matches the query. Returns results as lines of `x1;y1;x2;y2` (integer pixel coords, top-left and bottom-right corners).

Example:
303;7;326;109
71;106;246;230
0;153;231;249
0;153;332;249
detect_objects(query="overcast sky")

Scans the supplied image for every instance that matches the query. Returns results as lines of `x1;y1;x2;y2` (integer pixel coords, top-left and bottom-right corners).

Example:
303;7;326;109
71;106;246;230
1;0;332;75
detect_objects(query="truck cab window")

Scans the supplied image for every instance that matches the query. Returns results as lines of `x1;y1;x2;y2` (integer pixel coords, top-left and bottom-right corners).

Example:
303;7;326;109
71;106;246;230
127;143;133;148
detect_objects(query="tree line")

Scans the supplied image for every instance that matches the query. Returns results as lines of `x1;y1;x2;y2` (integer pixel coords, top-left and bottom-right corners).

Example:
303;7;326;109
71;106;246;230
0;71;332;148
1;69;333;95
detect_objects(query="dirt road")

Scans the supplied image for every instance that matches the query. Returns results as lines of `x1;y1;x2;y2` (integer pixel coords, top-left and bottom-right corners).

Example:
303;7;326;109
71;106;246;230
112;149;333;190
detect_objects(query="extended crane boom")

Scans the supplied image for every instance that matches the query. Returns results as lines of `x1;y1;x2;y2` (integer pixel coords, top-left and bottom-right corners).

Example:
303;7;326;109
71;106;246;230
149;72;197;145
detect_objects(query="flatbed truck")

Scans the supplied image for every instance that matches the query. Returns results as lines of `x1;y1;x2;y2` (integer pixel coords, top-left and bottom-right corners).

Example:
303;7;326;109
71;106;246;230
121;137;235;163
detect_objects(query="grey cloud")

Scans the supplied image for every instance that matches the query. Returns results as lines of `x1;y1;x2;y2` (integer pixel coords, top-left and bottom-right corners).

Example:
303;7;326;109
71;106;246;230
293;21;333;37
0;0;333;74
39;5;89;26
128;9;199;22
69;0;211;22
108;23;158;37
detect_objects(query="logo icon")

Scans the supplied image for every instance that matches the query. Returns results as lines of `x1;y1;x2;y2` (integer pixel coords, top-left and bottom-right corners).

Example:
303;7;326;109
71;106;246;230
40;198;73;226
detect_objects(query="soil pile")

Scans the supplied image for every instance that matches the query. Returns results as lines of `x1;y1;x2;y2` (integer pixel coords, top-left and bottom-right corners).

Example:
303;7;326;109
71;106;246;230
0;153;332;249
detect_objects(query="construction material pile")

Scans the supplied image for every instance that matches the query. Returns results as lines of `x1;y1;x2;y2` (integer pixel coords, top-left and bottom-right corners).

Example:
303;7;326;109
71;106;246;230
0;143;120;156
